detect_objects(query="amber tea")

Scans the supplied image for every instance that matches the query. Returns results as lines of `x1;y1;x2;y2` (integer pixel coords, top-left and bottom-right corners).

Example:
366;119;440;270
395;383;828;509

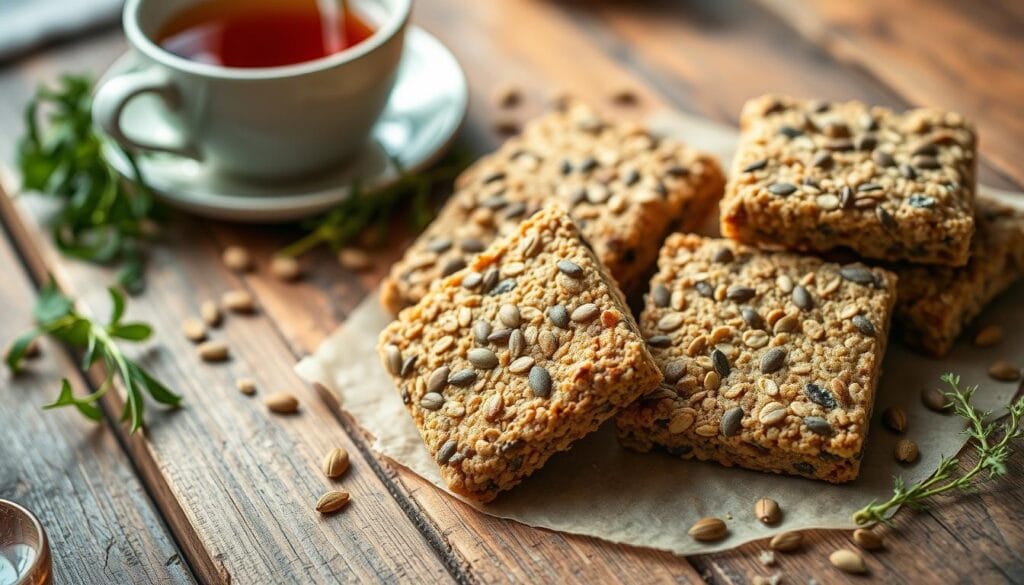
157;0;375;68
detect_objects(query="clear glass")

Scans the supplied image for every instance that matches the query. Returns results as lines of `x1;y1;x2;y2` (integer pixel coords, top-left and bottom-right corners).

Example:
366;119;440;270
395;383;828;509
0;500;51;585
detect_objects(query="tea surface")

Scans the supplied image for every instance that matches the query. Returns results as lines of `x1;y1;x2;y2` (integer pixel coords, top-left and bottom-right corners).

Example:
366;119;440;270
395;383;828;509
157;0;375;68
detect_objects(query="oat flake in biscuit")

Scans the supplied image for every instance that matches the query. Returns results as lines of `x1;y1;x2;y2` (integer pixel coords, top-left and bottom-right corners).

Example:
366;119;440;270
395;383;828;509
378;205;662;502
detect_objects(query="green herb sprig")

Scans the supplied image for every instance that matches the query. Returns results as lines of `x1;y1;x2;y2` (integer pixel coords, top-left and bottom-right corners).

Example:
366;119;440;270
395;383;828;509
5;281;180;433
853;373;1024;526
18;75;156;294
276;151;471;258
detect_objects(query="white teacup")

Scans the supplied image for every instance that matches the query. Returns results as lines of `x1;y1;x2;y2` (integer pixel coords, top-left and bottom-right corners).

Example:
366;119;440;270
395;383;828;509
94;0;410;180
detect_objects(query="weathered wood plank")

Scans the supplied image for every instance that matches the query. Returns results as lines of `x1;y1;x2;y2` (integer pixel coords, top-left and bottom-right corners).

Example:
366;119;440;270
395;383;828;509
0;191;459;584
0;218;196;584
754;0;1024;187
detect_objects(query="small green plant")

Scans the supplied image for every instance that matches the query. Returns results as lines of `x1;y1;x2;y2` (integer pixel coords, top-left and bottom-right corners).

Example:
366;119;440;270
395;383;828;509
853;373;1024;526
5;281;180;432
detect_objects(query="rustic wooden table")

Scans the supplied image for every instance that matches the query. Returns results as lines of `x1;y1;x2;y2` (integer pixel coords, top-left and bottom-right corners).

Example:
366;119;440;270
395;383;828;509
1;1;1022;583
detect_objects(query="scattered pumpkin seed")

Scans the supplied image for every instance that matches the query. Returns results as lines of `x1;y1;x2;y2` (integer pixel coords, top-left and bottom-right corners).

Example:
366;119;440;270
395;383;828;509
201;300;221;327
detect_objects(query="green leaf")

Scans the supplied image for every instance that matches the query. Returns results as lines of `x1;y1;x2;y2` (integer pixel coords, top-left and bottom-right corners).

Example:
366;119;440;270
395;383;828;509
49;317;91;347
4;328;41;373
33;280;73;324
107;287;126;325
107;322;152;341
128;361;182;407
43;379;104;421
17;75;157;289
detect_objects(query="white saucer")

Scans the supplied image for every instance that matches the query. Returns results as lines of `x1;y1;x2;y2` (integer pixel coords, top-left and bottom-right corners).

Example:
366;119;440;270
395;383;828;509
99;27;467;222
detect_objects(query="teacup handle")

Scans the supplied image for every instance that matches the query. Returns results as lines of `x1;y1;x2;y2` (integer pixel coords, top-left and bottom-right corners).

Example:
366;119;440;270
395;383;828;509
92;66;201;160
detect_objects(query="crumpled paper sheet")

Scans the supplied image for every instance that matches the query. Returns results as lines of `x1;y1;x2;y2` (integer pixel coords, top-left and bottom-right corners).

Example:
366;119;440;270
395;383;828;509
296;108;1023;555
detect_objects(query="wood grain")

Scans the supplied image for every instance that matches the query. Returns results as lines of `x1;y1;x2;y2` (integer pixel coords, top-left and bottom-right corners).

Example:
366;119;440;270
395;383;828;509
0;221;195;584
754;0;1024;187
0;0;1022;583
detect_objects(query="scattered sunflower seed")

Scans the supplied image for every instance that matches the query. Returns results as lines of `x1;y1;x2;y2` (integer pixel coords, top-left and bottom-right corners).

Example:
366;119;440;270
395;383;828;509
236;378;257;396
222;245;251;272
181;318;207;343
894;439;919;463
921;387;951;412
264;391;299;414
769;531;803;552
197;340;230;362
201;300;222;327
270;256;302;281
830;549;866;575
222;290;256;313
322;447;350;479
755;497;781;525
973;325;1003;348
852;528;883;551
315;490;351;514
882;406;907;433
688;517;727;542
338;248;372;271
988;360;1020;382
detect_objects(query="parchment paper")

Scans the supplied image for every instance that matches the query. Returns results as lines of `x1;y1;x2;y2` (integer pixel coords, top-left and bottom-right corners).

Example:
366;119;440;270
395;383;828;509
296;109;1023;555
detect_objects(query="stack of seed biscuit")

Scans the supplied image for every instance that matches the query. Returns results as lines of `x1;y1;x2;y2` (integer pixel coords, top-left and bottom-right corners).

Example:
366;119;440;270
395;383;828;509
618;94;1024;483
377;102;726;502
377;96;1022;501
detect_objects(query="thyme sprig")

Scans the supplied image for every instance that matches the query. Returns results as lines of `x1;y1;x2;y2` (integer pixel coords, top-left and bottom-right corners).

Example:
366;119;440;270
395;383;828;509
853;373;1024;526
17;75;156;294
5;281;180;433
276;151;471;258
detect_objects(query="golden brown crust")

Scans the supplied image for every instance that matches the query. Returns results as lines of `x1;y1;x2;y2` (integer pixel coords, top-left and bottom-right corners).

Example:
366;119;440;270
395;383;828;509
381;102;725;315
379;206;662;502
721;94;976;266
616;234;897;483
